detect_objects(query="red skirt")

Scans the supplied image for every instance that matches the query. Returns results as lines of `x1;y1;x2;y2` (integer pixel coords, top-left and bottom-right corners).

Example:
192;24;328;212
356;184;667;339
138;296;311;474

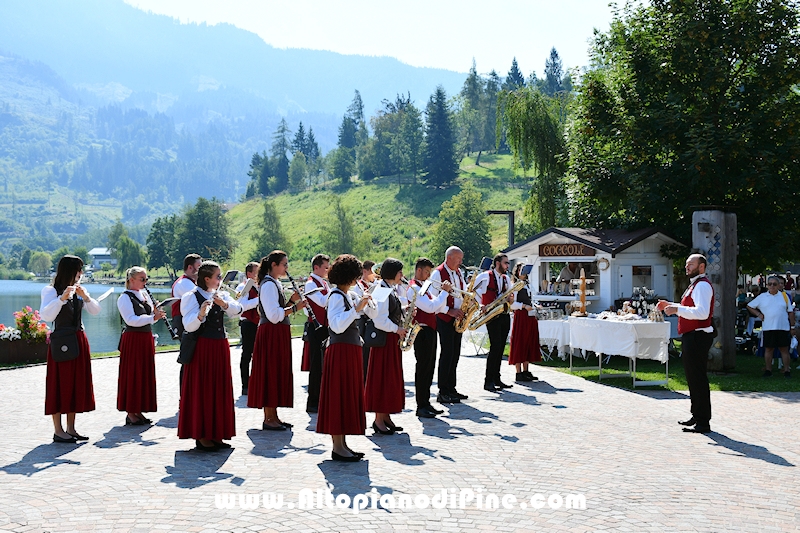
45;330;95;415
247;321;293;408
301;341;311;371
117;330;157;413
508;310;542;364
177;337;235;440
316;343;366;435
364;332;404;414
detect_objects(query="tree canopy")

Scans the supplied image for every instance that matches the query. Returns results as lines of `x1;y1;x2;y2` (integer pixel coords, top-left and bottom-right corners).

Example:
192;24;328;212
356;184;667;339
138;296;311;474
430;183;491;267
567;0;800;272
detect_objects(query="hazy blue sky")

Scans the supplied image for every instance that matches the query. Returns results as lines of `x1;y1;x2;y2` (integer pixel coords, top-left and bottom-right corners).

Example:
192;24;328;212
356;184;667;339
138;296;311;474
125;0;618;75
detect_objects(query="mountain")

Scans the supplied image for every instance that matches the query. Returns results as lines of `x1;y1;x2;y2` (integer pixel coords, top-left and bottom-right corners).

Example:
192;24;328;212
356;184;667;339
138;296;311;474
0;0;465;116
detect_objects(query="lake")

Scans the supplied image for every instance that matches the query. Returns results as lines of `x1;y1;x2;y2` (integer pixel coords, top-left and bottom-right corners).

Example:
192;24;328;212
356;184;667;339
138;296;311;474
0;279;244;353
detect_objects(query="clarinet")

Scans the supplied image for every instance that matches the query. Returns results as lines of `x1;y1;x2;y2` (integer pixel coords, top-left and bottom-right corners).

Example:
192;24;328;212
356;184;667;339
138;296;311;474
286;271;322;330
144;286;179;340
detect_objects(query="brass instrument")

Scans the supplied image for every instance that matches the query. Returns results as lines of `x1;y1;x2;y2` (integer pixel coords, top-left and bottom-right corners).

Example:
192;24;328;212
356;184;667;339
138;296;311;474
468;279;525;330
454;274;480;333
421;278;474;300
399;289;422;351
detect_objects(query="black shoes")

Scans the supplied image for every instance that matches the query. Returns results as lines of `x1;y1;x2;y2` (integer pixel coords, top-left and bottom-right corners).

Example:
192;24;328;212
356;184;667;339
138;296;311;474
195;440;218;452
516;371;538;382
53;434;77;444
484;381;500;392
682;426;711;434
437;393;460;404
453;391;468;399
496;380;513;389
306;406;318;413
428;405;444;414
416;406;437;418
68;432;89;441
241;387;248;396
678;417;696;426
262;422;287;431
763;370;772;377
372;421;395;435
785;371;791;378
332;451;362;462
125;416;146;426
524;371;538;381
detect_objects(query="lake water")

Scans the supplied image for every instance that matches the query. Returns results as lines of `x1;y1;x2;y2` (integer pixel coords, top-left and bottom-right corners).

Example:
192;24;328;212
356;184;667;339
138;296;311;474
0;280;243;353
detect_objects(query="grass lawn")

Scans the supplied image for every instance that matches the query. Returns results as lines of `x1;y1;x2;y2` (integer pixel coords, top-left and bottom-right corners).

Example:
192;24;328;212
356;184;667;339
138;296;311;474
529;347;800;393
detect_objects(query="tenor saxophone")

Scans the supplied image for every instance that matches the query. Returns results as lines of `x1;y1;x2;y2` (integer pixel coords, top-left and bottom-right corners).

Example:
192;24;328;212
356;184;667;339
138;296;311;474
399;290;422;351
454;274;480;333
468;279;526;330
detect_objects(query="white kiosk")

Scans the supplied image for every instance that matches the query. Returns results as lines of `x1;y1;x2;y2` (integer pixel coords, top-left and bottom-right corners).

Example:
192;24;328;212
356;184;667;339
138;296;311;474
502;227;683;311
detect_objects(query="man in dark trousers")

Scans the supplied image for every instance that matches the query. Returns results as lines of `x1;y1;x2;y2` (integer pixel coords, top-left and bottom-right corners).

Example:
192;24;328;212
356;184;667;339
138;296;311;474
236;262;260;396
302;254;330;413
474;254;515;391
172;253;201;395
657;253;714;434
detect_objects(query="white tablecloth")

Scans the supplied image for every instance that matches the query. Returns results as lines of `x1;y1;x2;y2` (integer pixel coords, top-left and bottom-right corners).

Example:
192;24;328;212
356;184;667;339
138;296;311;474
537;319;570;359
568;316;670;363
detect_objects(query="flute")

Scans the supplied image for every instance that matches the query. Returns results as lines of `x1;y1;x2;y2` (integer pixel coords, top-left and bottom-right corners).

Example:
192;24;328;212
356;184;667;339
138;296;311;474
286;271;322;330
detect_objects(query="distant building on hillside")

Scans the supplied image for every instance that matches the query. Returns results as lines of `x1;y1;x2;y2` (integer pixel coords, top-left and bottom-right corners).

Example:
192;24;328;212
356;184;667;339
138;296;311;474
87;247;117;270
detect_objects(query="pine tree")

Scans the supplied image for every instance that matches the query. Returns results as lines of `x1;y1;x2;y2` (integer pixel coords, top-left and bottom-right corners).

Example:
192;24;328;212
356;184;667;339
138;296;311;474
318;195;370;257
288;152;308;192
291;122;307;155
483;70;501;153
270;118;291;192
504;57;525;91
430;183;491;266
423;86;459;186
306;128;320;165
253;199;293;259
542;48;564;96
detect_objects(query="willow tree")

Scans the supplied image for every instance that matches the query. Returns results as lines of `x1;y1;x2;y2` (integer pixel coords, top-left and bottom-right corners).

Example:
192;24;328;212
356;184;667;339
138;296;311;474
497;87;567;233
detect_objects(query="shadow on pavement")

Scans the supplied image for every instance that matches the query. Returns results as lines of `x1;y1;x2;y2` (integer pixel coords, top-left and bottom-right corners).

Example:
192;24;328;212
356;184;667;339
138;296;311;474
93;423;159;449
366;431;437;466
708;433;795;467
632;390;688;400
444;402;499;424
318;459;395;511
520;381;583;394
160;447;235;488
0;443;84;476
247;428;326;459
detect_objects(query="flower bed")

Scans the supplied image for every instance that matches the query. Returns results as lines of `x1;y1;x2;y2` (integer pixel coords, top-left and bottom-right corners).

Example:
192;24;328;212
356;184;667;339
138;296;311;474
0;307;50;364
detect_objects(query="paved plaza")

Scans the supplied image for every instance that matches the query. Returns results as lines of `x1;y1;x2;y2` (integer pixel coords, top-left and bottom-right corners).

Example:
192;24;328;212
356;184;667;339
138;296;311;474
1;340;799;532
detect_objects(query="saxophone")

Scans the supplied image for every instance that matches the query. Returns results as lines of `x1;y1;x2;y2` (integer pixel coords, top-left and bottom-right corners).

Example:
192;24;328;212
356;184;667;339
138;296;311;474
469;279;526;330
399;289;422;351
454;273;480;333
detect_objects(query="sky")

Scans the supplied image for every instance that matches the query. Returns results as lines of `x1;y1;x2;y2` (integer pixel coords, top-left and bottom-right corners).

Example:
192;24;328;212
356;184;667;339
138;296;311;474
124;0;619;75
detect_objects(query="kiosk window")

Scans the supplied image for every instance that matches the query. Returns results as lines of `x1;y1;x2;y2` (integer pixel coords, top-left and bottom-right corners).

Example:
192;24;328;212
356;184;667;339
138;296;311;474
632;266;652;289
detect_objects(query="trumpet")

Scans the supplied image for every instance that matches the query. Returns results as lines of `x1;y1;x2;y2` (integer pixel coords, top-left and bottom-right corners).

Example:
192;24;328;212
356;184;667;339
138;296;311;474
420;278;473;299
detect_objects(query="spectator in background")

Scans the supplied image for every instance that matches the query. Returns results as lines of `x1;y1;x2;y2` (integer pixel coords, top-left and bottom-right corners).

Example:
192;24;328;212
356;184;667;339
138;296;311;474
747;275;795;378
785;271;795;299
736;285;747;308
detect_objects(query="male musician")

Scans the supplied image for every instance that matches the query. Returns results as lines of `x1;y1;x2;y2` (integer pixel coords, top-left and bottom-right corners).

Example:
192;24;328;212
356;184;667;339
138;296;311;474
474;254;515;392
657;253;714;434
352;260;376;378
429;246;467;404
236;262;260;396
408;258;452;417
303;253;330;413
172;253;201;392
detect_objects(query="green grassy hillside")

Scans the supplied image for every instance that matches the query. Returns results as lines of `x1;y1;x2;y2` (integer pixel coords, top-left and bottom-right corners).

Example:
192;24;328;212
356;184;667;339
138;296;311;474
226;153;533;269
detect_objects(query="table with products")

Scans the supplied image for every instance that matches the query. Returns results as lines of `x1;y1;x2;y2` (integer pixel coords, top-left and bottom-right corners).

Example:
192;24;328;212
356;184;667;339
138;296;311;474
567;315;671;387
537;318;571;360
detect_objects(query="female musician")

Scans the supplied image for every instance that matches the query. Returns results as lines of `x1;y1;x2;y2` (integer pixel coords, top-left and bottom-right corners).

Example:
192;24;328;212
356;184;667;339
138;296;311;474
117;266;166;426
40;255;101;443
317;254;372;461
364;258;408;434
178;261;242;451
247;250;306;430
509;263;541;382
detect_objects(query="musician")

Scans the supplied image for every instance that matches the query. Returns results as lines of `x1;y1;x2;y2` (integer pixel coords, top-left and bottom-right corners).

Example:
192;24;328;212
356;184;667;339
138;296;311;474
171;253;201;392
178;261;242;451
508;263;541;382
117;266;166;426
364;258;408;434
247;251;306;430
301;254;331;413
429;246;467;404
317;254;372;462
407;257;451;418
352;260;376;379
40;255;101;443
236;262;260;396
474;254;514;392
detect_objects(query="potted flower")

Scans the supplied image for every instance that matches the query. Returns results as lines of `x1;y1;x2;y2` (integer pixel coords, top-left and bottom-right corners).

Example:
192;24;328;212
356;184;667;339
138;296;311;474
0;306;50;364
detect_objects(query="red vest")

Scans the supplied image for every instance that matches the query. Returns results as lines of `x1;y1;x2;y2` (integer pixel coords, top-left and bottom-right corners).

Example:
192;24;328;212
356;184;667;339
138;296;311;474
435;264;462;323
241;286;260;324
170;274;194;317
678;277;714;335
307;276;328;327
411;279;437;330
481;271;507;305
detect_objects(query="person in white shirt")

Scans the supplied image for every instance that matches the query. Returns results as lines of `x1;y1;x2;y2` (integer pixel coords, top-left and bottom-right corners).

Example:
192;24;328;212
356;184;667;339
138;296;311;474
406;257;451;418
429;246;467;404
172;253;201;394
474;254;515;392
117;266;166;426
747;275;796;378
302;254;331;413
352;260;376;379
40;255;101;443
235;262;260;395
316;254;373;462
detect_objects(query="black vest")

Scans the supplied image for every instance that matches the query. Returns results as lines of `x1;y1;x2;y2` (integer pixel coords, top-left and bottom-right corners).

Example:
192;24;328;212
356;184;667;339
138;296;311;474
385;281;402;327
327;289;362;346
122;290;152;333
259;277;291;326
196;290;227;339
54;291;83;331
516;287;532;307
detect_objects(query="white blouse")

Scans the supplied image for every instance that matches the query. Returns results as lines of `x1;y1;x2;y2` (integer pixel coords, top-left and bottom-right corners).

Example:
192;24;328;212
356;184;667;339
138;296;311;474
367;281;400;334
235;280;259;313
181;287;242;333
406;282;448;315
40;286;101;323
117;289;156;327
259;278;287;325
326;289;363;334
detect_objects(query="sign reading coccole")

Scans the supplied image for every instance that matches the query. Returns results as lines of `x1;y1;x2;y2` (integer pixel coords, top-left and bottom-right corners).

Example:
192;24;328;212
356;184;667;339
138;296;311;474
539;244;596;257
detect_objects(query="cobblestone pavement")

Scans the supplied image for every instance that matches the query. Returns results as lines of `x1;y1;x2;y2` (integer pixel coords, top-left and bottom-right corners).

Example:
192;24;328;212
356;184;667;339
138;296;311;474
1;340;798;532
